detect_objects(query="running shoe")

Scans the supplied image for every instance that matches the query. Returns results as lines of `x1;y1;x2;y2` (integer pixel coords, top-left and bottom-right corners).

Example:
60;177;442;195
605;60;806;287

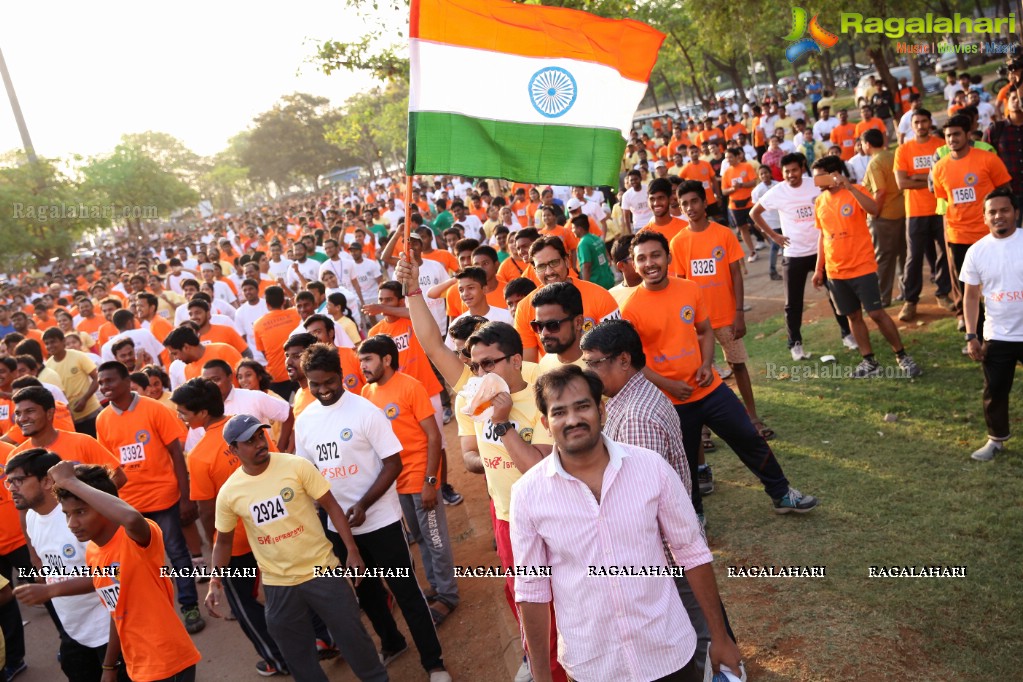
441;483;463;506
772;488;819;514
971;440;1004;462
182;605;206;634
897;354;922;378
842;334;859;350
698;464;714;496
790;343;811;361
256;661;288;677
852;359;882;378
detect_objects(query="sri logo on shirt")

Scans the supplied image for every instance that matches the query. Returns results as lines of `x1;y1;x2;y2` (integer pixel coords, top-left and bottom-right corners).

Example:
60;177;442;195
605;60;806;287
340;428;353;441
384;403;400;420
62;544;76;558
679;305;696;324
135;430;150;445
840;204;853;217
711;246;725;261
964;173;978;186
280;487;295;502
344;374;359;389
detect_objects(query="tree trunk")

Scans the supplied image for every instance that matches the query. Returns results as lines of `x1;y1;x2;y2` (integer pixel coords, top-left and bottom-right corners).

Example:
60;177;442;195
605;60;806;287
868;42;899;107
936;0;969;69
764;54;779;94
973;0;994;44
669;31;708;105
647;83;660;113
907;53;925;98
847;37;857;71
820;51;836;90
660;72;681;111
703;50;745;105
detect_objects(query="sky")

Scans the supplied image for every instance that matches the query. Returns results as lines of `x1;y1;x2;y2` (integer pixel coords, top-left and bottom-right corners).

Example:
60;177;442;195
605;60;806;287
0;1;385;160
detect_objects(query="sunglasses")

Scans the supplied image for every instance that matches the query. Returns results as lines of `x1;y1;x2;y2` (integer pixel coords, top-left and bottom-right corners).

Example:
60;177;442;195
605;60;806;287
468;354;512;374
529;317;573;334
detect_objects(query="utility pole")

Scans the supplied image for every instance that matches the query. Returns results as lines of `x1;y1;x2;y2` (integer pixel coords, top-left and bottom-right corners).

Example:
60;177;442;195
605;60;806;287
0;44;37;164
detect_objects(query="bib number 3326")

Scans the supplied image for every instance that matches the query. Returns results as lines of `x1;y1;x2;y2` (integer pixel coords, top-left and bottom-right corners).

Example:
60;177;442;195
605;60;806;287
250;496;289;526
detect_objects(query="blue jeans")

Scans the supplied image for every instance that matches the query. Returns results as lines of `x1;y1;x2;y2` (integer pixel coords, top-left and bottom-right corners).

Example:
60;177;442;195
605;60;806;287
143;502;198;609
674;384;790;501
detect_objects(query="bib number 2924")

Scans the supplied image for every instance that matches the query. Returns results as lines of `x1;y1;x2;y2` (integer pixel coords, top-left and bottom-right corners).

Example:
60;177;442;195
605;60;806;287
250;496;289;526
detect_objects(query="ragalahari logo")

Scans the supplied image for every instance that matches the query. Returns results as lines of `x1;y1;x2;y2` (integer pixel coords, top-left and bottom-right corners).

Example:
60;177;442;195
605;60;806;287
783;7;839;63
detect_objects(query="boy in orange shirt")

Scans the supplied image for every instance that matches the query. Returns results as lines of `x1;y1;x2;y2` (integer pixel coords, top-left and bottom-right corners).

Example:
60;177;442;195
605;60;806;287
829;109;858;161
721;148;760;259
358;335;459;613
809;156;922;379
50;460;201;682
672;179;773;441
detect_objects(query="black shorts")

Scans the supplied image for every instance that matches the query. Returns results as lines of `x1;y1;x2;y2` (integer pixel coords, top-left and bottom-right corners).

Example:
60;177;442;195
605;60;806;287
728;207;752;227
706;202;725;221
827;272;884;316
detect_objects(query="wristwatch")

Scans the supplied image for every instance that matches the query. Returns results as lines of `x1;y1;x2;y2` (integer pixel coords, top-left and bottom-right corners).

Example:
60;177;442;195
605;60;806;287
964;333;978;342
424;476;438;486
493;421;514;437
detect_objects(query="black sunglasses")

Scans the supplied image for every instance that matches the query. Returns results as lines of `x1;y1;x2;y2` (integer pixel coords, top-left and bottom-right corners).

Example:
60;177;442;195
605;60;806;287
529;317;572;334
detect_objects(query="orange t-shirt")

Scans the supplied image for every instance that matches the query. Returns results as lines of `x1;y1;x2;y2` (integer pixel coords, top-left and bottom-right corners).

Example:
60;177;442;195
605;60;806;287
854;117;887;140
361;371;437;494
88;520;202;681
368;317;443;397
253;309;302;382
539;225;579;253
641;217;688;243
510;199;531;227
422;249;459;275
200;324;248;354
497;257;538;286
679;162;718;205
669;222;745;328
0;441;27;554
725;123;746;141
183;343;243;384
932;148;1014;245
4;401;75;443
893;136;944;217
829;124;858;160
752;117;767;147
813;186;878;280
697;129;723;149
76;315;113;344
12;430;120;469
96;395;186;514
34;314;58;331
338;347;366;395
722;162;756;209
526;202;541;226
620;278;722;405
292;386;316;418
187;419;250;557
445;284;509;318
514;275;620;354
145;315;173;344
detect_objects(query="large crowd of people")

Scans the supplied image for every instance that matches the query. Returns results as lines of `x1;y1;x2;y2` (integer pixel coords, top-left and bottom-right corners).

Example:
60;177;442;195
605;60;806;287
0;56;1020;682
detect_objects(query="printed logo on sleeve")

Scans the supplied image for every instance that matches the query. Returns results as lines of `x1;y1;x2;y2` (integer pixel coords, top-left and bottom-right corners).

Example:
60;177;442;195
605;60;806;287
250;495;289;526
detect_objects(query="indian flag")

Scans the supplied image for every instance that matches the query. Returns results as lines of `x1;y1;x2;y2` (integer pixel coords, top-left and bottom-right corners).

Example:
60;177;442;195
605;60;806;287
407;0;664;186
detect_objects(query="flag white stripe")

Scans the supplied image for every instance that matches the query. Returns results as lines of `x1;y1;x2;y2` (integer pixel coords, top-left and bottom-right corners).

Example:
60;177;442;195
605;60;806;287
410;38;647;138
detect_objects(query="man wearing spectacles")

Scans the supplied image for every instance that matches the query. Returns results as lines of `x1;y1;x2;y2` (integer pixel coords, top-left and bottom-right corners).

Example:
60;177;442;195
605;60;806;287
531;282;586;377
512;236;620;362
394;257;567;682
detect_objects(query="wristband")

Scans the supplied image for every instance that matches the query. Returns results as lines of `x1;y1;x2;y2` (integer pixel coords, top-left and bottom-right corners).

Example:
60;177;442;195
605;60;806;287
406;288;423;297
102;662;121;670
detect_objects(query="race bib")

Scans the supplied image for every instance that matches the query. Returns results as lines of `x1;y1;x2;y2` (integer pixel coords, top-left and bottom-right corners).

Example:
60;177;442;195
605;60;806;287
702;181;711;190
952;187;976;204
795;205;814;220
250;495;289;526
481;419;519;445
690;258;717;276
393;333;410;352
912;155;933;170
119;443;145;465
314;441;340;463
842;139;853;147
97;584;120;612
0;405;7;421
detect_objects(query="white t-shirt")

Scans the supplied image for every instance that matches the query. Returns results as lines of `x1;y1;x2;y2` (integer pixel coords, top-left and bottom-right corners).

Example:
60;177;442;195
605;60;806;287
960;230;1023;341
267;257;293;279
25;507;110;647
174;305;234;327
295;391;404;535
319;254;356;287
751;181;782;231
100;329;165;363
812;117;839;143
417;258;450;333
186;386;293;451
787;101;808;121
754;178;821;257
234;300;270;346
209;280;236;305
285;258;322;290
976;101;996;131
621;187;653;231
445;306;515;349
897;109;915;139
847;154;870;184
350;258;382;307
457;215;485;241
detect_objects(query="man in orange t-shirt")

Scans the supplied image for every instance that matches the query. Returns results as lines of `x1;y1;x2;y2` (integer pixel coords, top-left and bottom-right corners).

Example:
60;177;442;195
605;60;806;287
721;148;760;258
679;145;721;219
163;326;243;385
95;361;205;633
854;104;888;143
0;439;29;671
252;286;302;398
187;299;249;355
673;179;772;440
642;178;688;242
50;460;201;682
829;109;858;161
621;230;818;516
359;335;459;611
893;107;952;318
498;229;540;286
810;156;921;379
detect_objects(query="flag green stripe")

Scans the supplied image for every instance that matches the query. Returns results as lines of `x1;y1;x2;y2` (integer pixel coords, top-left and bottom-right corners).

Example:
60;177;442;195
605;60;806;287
407;111;625;186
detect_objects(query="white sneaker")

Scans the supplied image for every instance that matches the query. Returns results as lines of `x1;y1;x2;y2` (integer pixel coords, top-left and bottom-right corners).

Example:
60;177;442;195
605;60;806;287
842;334;859;351
754;241;766;251
715;362;733;379
429;671;453;682
748;252;759;263
970;440;1004;462
790;343;811;361
514;659;533;682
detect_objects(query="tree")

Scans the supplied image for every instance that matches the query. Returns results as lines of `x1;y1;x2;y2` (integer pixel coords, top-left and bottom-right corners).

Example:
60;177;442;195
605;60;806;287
0;156;108;263
239;93;348;193
325;80;408;176
82;143;199;235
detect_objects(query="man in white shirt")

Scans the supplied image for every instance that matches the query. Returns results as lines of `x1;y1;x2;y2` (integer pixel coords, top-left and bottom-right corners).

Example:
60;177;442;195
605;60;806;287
751;152;856;359
961;189;1023;462
100;309;166;364
348;242;383;312
812;105;839;142
199;263;236;305
266;241;293;280
200;359;293;449
381;198;404;231
451;203;484;241
786;94;807;123
294;344;452;681
233;279;269;361
620;169;653;233
896;93;924;145
444;268;513;348
8;449;113;679
284;242;322;291
846;139;871;183
968;90;998;131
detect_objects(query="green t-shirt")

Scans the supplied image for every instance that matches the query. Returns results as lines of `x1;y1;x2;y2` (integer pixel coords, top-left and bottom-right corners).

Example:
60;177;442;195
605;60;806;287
307;251;327;263
430;210;454;237
496;249;510;263
576;233;615;289
368;223;389;247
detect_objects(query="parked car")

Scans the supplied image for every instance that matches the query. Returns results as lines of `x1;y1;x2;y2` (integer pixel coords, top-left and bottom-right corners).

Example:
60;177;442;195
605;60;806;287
933;53;960;74
855;66;942;106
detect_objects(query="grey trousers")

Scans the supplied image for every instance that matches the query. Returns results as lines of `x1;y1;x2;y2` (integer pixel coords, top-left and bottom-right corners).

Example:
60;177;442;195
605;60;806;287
399;492;460;607
674;574;710;677
264;576;389;682
869;215;907;305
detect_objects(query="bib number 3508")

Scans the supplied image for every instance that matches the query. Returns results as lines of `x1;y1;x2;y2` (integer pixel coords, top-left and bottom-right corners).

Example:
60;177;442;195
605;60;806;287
250;496;289;526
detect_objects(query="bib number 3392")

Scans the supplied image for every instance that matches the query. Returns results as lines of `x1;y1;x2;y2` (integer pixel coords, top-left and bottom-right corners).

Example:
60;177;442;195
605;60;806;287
119;443;145;465
250;496;289;526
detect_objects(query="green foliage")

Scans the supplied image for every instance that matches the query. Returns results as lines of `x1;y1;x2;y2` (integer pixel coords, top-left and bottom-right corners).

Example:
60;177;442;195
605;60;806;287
0;156;108;264
324;80;409;176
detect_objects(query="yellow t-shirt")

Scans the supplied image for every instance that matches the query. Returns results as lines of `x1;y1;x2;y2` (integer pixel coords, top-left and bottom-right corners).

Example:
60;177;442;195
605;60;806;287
536;352;586;376
215;452;339;586
453;363;551;522
45;349;101;420
38;366;64;392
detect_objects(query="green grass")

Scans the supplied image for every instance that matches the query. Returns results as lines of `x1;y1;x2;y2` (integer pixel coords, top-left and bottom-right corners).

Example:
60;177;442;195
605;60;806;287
705;310;1022;681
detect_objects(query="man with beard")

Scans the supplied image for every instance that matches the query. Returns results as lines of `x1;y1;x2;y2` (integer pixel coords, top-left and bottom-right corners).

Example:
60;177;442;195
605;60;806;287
530;282;586;376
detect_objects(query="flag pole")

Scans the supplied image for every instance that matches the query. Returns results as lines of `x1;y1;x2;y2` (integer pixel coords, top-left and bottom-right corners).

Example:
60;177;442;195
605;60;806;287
402;174;413;295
